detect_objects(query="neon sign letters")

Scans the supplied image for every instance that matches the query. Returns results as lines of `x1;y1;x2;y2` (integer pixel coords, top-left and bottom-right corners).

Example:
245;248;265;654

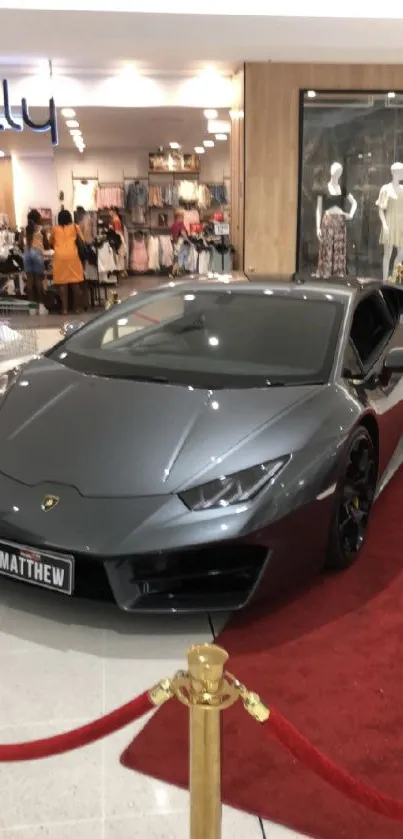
0;79;58;147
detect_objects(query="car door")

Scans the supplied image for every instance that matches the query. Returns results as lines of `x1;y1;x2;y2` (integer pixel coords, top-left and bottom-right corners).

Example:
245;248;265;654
345;289;403;477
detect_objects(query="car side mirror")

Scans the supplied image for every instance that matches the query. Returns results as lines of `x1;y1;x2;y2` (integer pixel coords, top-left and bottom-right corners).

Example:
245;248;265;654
60;321;85;337
384;346;403;373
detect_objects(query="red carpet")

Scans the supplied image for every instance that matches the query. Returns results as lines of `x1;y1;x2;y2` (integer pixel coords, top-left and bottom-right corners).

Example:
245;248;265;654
122;469;403;839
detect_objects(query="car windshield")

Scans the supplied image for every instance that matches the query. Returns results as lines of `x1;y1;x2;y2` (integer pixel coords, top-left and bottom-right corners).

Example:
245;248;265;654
47;287;343;388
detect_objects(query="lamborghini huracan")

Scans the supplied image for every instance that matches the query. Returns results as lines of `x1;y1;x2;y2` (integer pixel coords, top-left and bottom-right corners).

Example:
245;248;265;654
0;275;402;612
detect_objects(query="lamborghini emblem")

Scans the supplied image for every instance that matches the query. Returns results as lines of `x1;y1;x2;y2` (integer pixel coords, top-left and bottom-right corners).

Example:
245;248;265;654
41;495;60;512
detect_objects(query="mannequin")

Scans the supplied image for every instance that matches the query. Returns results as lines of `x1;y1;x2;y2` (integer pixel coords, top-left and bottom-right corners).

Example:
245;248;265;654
315;162;357;279
376;162;403;282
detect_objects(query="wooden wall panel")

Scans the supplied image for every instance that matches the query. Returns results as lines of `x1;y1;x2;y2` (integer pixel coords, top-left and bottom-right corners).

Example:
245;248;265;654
0;158;15;228
230;67;244;269
244;63;403;275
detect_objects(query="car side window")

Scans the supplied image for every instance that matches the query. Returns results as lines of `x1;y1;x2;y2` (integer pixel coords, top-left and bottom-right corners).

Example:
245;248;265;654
349;292;394;370
342;340;363;379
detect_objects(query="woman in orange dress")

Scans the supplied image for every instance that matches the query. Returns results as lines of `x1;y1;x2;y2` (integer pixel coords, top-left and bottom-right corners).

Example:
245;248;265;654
51;210;84;315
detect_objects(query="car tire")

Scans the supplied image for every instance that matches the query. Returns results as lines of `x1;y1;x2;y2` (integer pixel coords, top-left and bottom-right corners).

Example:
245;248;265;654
326;425;377;571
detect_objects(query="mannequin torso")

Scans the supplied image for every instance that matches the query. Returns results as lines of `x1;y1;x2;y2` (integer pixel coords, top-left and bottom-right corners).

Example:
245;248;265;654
315;165;357;241
376;163;403;281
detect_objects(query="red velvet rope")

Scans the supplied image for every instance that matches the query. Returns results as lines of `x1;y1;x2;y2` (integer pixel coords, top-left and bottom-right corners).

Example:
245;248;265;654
0;690;153;762
266;707;403;821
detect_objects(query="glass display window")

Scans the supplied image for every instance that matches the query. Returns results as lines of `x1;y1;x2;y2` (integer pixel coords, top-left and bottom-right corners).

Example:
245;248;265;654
298;90;403;282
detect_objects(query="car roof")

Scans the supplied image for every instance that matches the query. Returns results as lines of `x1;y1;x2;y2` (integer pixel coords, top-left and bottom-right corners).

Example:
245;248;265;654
158;273;382;304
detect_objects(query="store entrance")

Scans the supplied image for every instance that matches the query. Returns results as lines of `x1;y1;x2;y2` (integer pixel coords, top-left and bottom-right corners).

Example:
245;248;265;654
0;105;233;317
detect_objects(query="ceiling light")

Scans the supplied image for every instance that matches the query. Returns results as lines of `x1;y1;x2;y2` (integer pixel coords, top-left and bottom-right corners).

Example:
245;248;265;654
204;109;218;119
208;119;231;135
169;142;180;149
388;92;396;99
215;134;227;141
69;129;82;136
0;151;5;158
194;146;205;154
66;119;79;129
229;109;244;120
62;108;76;118
203;140;214;148
307;90;316;99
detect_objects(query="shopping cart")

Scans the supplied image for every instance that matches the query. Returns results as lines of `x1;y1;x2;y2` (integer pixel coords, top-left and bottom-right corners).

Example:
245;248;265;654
0;299;38;364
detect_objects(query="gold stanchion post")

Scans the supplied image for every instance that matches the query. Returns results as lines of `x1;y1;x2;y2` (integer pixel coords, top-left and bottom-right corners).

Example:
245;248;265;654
148;644;269;839
188;645;226;839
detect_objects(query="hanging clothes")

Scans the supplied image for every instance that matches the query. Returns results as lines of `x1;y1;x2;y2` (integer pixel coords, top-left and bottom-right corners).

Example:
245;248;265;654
159;236;174;268
148;185;164;208
97;241;116;283
147;236;160;272
97;185;124;209
130;234;149;273
178;180;198;203
73;180;98;212
126;182;148;210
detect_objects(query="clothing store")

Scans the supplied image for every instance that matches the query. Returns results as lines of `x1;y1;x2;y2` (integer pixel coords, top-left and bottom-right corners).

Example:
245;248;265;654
0;67;237;314
243;63;403;279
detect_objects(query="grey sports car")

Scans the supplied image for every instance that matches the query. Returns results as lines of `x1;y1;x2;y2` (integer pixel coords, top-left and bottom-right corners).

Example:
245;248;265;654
0;275;402;613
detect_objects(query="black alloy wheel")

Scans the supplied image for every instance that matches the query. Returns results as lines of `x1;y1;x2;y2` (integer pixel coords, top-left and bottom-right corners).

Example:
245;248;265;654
327;426;377;570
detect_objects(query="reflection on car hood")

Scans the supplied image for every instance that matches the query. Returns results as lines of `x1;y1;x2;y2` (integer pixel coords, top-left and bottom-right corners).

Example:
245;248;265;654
0;358;322;497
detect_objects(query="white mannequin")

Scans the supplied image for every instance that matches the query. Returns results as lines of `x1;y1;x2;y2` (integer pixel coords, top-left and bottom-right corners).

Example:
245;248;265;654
316;162;357;241
377;162;403;282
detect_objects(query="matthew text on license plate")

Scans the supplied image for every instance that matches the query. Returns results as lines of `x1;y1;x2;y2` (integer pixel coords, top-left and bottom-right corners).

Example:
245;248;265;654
0;543;74;594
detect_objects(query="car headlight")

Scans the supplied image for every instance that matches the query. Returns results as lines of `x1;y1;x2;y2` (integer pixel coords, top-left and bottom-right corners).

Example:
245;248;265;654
179;457;288;511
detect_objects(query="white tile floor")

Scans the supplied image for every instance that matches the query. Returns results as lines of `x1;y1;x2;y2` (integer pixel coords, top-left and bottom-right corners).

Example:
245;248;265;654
0;327;309;839
0;579;306;839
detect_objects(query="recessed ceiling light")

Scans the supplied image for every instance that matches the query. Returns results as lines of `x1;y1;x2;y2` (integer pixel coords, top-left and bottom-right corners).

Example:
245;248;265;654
70;129;82;136
169;142;180;149
204;109;218;119
229;109;244;119
66;119;79;129
215;134;227;141
307;90;316;99
194;146;205;154
203;140;214;148
74;138;85;148
0;151;5;158
61;108;76;118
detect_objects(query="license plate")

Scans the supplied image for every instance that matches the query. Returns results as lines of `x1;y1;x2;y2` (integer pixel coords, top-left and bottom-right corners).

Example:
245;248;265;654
0;540;74;595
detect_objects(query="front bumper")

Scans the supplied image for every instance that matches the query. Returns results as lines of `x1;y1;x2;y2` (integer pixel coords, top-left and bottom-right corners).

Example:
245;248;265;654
0;468;332;613
68;542;270;613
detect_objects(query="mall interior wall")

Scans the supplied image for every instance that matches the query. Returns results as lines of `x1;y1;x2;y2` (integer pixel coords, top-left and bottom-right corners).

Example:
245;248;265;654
0;158;15;227
12;155;58;228
244;63;403;276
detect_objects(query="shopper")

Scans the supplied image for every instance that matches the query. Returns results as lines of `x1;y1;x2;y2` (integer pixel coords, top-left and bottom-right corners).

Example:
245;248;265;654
51;209;85;315
22;209;48;304
170;209;187;277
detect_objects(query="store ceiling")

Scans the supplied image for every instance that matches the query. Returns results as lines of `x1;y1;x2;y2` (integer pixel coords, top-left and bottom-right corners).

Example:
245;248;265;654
1;9;403;66
0;107;231;156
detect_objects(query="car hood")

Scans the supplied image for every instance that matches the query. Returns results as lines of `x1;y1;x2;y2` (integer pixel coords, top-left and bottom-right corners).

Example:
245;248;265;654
0;358;322;497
